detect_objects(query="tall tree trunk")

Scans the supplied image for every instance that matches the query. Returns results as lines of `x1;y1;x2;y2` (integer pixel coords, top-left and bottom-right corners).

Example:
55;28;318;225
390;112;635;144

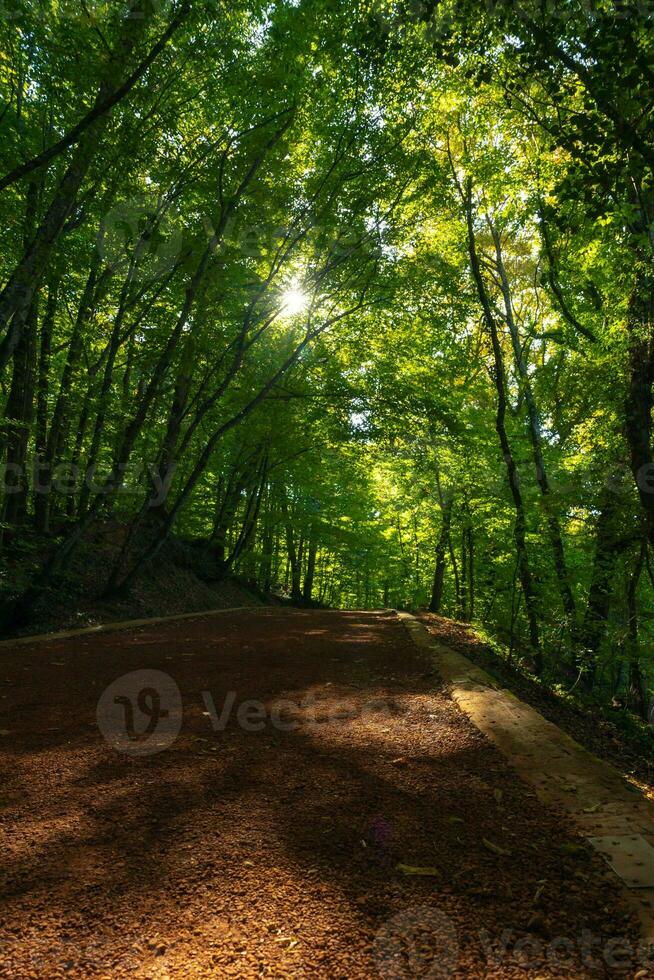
281;489;302;601
226;454;268;571
626;541;647;719
580;485;624;681
625;273;654;550
466;524;475;620
463;179;541;668
1;178;41;539
447;531;461;616
491;222;576;630
1;297;38;536
460;524;468;621
78;244;146;517
303;524;318;602
210;458;256;563
34;278;57;532
430;488;453;613
259;492;275;594
151;330;197;515
39;256;104;530
66;387;94;519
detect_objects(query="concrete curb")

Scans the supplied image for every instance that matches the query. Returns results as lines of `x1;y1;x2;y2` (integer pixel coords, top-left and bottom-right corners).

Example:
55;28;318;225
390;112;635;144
399;611;654;944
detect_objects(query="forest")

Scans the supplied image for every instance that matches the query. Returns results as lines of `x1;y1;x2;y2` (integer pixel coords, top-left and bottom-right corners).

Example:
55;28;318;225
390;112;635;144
1;0;653;720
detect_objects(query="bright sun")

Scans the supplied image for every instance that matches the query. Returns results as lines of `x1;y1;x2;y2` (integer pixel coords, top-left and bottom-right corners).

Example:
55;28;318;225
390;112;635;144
281;285;308;316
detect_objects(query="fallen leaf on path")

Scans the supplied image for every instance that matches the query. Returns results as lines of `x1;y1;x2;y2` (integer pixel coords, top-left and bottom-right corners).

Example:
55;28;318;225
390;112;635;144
559;842;586;855
526;911;548;934
533;883;546;904
493;788;503;804
482;838;512;857
448;816;464;825
396;863;440;876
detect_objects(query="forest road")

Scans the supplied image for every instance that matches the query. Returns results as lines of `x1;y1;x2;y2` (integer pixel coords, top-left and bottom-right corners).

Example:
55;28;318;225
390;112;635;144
0;608;644;978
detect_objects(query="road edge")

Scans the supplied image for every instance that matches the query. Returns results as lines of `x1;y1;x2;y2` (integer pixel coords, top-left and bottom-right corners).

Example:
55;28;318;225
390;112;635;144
398;610;654;944
0;604;275;649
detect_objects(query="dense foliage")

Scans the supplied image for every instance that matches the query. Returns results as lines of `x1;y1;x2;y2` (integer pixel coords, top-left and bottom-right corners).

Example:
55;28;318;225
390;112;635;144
1;0;653;715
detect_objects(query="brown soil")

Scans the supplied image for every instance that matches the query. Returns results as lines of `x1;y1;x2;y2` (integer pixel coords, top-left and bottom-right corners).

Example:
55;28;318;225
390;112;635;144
0;609;648;978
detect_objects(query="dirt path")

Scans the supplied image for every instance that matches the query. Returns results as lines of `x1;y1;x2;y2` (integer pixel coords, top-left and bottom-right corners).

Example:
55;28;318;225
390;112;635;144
0;609;647;978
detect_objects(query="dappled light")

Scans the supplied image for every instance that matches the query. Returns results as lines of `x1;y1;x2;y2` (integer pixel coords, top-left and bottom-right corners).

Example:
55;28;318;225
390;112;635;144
1;0;653;974
0;610;643;976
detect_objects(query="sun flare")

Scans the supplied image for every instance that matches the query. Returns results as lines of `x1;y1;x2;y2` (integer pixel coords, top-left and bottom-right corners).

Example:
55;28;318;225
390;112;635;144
281;285;308;316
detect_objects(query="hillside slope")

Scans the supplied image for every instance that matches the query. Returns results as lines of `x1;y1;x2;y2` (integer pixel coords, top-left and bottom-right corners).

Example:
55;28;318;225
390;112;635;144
1;521;269;638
